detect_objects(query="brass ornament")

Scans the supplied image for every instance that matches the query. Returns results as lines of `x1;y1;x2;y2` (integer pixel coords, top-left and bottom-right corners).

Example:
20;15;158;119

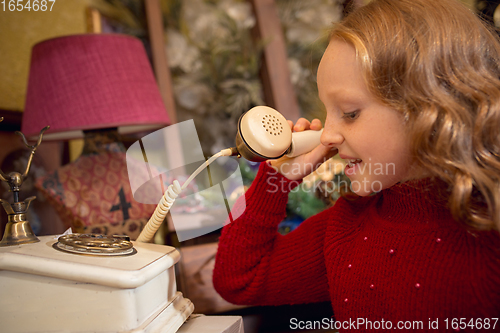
0;126;49;247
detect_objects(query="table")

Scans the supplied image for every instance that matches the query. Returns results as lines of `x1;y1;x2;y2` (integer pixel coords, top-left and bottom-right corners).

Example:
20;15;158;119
177;315;244;333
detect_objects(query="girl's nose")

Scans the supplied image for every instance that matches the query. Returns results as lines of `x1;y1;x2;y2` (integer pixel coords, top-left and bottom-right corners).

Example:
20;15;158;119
321;118;344;148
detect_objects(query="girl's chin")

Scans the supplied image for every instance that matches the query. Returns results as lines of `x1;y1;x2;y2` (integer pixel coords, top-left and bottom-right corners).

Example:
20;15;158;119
348;178;385;196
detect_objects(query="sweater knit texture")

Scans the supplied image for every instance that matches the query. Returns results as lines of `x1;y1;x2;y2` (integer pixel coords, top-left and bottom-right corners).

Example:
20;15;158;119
213;162;500;332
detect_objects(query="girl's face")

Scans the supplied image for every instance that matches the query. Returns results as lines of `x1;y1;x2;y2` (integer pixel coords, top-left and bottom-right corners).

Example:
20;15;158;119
318;40;414;196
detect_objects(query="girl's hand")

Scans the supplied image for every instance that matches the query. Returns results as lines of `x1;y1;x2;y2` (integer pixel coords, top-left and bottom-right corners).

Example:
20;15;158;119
268;118;338;180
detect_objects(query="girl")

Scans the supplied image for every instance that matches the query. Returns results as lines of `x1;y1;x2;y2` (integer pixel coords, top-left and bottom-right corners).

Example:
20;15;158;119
213;0;500;331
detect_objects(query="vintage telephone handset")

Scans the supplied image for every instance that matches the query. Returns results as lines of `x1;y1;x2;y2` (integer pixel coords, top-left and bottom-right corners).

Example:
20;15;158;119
136;106;323;242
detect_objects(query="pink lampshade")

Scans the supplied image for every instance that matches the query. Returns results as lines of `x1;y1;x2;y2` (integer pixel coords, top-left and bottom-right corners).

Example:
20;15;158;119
21;34;170;140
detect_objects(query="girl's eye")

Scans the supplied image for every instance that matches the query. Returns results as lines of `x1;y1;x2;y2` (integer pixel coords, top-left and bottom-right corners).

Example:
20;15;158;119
341;110;360;121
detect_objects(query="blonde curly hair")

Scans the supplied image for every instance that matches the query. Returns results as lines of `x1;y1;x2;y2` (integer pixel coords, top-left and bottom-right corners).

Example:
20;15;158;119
331;0;500;230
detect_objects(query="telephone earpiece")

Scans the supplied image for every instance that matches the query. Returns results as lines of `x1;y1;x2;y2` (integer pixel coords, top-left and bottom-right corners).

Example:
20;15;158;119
235;106;323;162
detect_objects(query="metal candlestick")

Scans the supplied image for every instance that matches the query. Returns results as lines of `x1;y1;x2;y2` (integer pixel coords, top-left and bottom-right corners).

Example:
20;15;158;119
0;125;49;247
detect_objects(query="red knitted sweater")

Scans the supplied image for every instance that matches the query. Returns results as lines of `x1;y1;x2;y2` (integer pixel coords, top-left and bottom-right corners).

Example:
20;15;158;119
213;162;500;332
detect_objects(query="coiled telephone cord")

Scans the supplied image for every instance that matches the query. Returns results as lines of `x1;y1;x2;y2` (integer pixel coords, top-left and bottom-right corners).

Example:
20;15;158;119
136;148;235;243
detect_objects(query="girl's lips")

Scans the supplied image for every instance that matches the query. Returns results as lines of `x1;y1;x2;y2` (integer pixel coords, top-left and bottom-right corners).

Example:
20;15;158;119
339;154;358;160
339;154;362;175
345;159;361;176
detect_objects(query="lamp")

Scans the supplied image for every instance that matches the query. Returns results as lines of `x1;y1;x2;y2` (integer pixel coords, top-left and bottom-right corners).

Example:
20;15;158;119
21;34;171;239
22;34;169;140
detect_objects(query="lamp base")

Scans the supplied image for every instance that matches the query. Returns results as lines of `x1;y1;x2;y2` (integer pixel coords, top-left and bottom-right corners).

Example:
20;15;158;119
0;220;40;247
